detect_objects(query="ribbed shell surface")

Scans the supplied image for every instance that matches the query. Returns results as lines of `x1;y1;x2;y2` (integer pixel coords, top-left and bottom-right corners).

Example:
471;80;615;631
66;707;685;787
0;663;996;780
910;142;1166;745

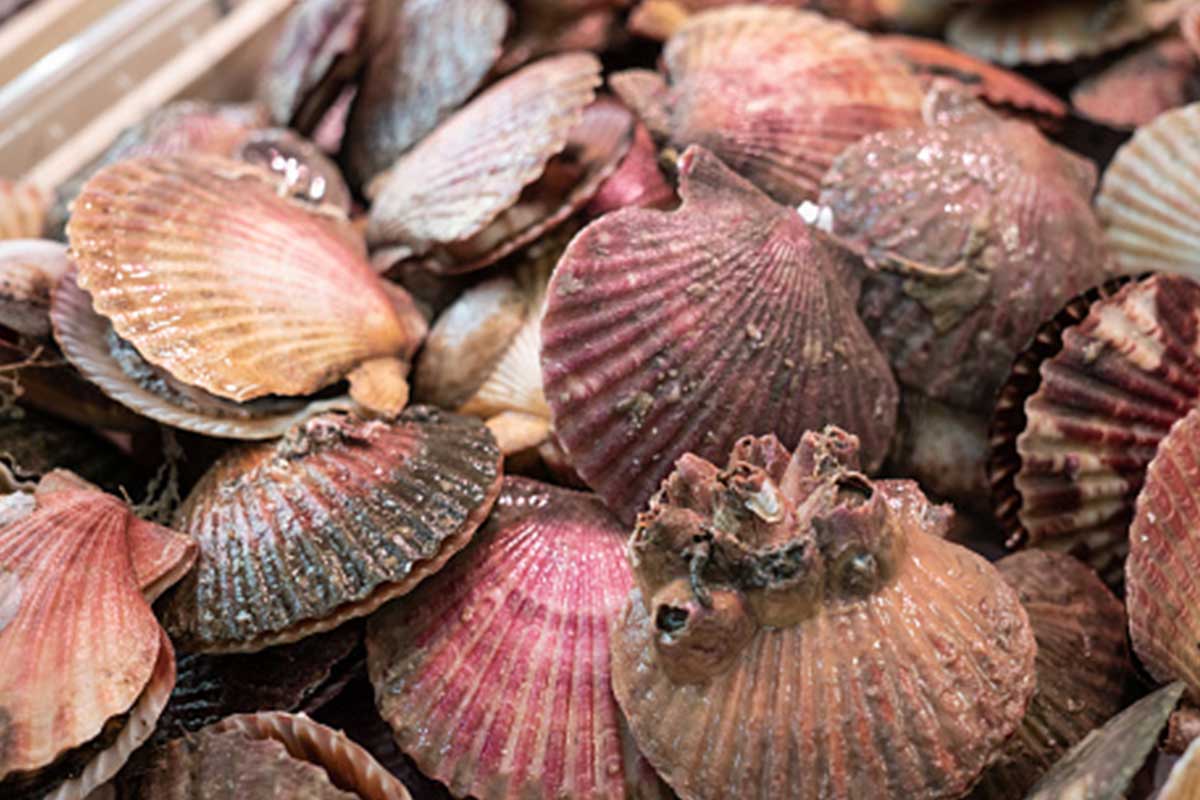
1071;37;1200;130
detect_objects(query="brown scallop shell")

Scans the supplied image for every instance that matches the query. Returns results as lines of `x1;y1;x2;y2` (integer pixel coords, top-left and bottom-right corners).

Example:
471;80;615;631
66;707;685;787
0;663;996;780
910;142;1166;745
1128;405;1200;700
1071;34;1200;129
611;428;1036;800
1003;275;1197;583
1096;102;1200;277
969;550;1128;798
160;408;502;653
1025;682;1186;800
67;155;426;406
341;0;508;190
947;0;1190;66
819;89;1116;414
0;180;46;240
367;477;667;800
611;5;923;205
0;239;71;337
542;145;898;524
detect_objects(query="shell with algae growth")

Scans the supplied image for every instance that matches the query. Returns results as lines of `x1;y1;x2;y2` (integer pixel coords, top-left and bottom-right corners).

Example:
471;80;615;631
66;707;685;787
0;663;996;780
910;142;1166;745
367;477;669;800
160;408;502;653
66;155;426;412
541;146;897;525
1097;102;1200;278
611;427;1037;800
611;5;923;206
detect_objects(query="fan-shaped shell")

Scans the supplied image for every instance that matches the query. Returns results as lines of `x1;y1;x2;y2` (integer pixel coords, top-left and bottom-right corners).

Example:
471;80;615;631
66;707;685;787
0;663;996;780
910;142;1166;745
67;155;426;404
612;428;1037;800
1007;275;1199;582
161;408;502;653
366;53;604;267
1128;405;1200;700
947;0;1190;66
612;5;923;206
541;145;898;524
970;550;1128;799
367;477;667;800
51;271;355;440
819;91;1115;413
1097;102;1200;277
341;0;508;189
1071;35;1200;129
0;180;46;240
234;128;353;212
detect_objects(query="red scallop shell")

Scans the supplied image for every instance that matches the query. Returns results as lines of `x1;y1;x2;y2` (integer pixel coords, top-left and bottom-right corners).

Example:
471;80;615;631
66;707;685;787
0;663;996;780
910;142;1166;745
1071;34;1200;130
585;123;676;217
366;477;668;800
541;145;898;524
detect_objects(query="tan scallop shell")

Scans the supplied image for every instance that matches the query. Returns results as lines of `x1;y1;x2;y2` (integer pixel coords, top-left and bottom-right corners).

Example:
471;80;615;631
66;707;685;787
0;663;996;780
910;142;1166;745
67;155;426;406
0;180;46;240
611;428;1037;800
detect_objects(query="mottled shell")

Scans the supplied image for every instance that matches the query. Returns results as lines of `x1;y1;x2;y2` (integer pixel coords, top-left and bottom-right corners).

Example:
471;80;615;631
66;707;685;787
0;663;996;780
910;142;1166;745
612;429;1037;800
67;155;426;404
1071;35;1200;129
160;409;502;652
541;146;898;524
1097;102;1200;278
367;478;668;800
612;5;923;205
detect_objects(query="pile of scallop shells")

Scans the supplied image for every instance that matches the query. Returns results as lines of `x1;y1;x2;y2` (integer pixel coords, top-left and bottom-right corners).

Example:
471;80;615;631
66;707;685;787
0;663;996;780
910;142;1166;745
6;0;1200;797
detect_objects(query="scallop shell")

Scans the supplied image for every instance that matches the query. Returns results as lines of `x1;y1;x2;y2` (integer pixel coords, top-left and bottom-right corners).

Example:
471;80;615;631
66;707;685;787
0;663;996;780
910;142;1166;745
365;53;604;267
0;180;46;240
541;145;898;524
1096;102;1200;277
819;90;1116;413
585;123;676;217
0;239;70;337
234;128;353;212
341;0;508;190
160;408;502;653
611;6;923;205
67;155;426;405
1006;275;1198;583
366;477;668;800
51;270;354;440
627;0;958;39
947;0;1190;66
1128;405;1200;700
1161;735;1200;800
611;428;1037;800
1071;35;1200;129
970;550;1128;799
1025;682;1186;800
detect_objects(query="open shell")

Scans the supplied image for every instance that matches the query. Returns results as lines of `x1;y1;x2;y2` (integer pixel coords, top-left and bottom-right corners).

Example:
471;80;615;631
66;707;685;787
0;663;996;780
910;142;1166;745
367;477;668;800
160;408;502;653
1096;102;1200;278
1128;405;1200;700
611;5;923;205
67;155;425;406
542;145;898;524
612;428;1036;800
1071;35;1200;129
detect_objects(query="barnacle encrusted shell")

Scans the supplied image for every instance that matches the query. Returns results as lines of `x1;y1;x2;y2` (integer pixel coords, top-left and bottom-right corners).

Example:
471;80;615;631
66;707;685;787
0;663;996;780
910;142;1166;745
124;712;411;799
0;239;72;337
611;5;923;205
541;146;898;524
1008;275;1197;582
611;428;1037;800
1025;682;1186;800
341;0;508;189
1128;405;1200;700
970;550;1128;798
66;155;426;407
1071;35;1200;129
367;477;668;800
1096;102;1200;277
819;89;1116;414
0;180;46;240
160;408;502;653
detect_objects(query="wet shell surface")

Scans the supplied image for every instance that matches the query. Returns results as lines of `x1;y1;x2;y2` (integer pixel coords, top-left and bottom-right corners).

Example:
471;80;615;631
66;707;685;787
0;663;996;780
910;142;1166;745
160;408;502;653
819;90;1116;413
0;180;46;240
1127;405;1200;700
970;550;1128;799
1071;35;1200;129
1025;682;1186;800
367;477;667;800
1096;102;1200;278
541;146;898;525
1008;275;1199;582
341;0;508;190
611;5;923;205
67;155;426;404
612;428;1037;800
